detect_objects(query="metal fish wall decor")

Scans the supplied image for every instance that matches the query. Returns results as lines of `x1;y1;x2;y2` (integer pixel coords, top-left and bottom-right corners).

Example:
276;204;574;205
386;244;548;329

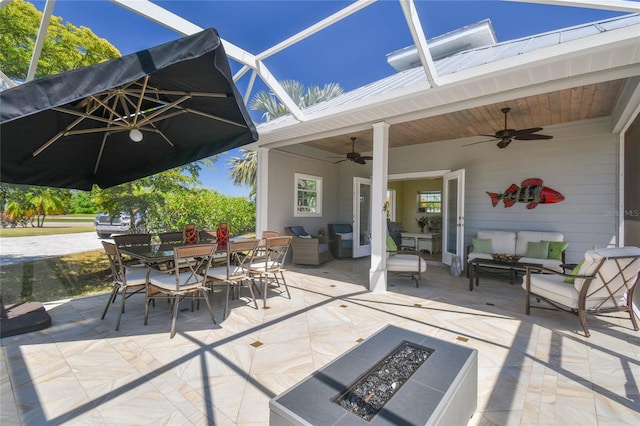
487;178;564;209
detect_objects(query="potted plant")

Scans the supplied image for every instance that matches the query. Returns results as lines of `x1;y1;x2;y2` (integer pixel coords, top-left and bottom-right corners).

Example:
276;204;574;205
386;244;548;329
416;216;428;233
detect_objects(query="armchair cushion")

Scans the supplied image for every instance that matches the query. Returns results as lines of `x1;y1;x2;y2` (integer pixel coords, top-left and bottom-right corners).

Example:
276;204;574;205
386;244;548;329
329;224;353;258
289;226;310;237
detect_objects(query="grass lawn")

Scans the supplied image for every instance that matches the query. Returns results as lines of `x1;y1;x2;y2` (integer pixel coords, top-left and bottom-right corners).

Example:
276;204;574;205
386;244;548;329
0;250;112;304
0;226;94;237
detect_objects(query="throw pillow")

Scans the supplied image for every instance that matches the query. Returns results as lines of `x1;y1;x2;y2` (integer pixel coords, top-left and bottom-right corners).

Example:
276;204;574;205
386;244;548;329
472;238;493;254
545;241;569;260
564;260;584;284
386;235;398;256
526;241;549;259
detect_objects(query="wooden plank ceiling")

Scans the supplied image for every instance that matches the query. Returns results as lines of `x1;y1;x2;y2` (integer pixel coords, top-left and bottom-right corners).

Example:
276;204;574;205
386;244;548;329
303;79;625;155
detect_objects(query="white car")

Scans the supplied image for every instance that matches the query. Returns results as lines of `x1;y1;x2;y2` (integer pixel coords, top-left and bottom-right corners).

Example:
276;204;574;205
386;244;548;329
94;213;144;238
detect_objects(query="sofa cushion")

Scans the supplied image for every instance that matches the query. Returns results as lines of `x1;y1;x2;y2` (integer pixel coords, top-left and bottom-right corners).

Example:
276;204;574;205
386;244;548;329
477;231;516;254
515;231;563;256
526;241;549;259
519;257;563;272
546;241;569;260
472;238;493;254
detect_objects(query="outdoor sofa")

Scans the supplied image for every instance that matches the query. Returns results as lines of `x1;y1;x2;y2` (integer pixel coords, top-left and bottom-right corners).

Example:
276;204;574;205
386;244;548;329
467;230;567;274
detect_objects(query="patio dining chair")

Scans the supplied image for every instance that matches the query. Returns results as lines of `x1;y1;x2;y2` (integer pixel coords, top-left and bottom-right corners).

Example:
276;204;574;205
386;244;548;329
249;236;292;309
113;233;152;267
158;231;184;244
145;243;218;338
205;239;261;320
101;241;159;331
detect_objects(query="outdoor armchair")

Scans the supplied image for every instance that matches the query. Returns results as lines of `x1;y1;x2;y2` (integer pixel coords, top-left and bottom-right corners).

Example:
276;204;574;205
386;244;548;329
328;223;353;258
386;236;427;287
284;226;331;266
523;246;640;337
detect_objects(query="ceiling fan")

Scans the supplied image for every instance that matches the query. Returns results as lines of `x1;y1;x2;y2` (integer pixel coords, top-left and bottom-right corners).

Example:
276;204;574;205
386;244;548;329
467;107;553;148
333;137;372;164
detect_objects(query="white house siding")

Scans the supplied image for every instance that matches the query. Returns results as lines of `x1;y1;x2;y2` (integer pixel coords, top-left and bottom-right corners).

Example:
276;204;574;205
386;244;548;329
267;118;619;264
387;117;618;263
266;150;342;236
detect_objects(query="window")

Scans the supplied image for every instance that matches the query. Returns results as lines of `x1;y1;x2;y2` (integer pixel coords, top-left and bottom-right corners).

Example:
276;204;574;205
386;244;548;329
417;190;441;214
294;173;322;217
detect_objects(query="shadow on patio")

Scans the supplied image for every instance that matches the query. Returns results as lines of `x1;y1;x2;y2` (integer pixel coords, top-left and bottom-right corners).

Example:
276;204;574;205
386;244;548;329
2;258;639;425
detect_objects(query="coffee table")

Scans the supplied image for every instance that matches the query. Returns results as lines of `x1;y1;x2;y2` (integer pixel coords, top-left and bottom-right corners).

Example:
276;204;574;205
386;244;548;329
468;258;542;291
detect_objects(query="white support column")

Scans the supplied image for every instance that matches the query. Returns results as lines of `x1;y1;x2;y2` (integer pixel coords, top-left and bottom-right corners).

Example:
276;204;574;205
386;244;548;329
369;122;390;293
256;146;270;238
27;0;56;82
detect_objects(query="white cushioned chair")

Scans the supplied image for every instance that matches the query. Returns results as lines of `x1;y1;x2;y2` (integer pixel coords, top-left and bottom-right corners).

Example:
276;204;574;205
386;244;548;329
386;236;427;287
523;246;640;337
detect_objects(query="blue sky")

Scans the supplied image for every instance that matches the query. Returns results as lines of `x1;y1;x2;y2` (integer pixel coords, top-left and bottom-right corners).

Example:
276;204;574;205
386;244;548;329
29;0;631;196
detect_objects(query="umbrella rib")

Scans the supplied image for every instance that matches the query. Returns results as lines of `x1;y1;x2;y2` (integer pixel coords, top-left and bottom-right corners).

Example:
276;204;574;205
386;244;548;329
52;107;130;128
184;108;248;128
132;76;149;126
33;93;118;157
94;111;116;175
127;88;228;98
135;95;191;126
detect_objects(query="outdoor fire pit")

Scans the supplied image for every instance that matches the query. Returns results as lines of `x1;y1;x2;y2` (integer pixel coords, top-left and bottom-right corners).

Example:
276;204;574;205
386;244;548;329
270;325;478;425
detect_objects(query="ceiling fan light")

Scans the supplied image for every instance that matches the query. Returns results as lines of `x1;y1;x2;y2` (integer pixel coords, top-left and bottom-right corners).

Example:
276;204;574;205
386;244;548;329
129;128;143;142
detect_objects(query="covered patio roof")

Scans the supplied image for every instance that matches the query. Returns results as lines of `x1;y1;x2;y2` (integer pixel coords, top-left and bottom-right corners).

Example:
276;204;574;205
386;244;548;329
12;1;640;157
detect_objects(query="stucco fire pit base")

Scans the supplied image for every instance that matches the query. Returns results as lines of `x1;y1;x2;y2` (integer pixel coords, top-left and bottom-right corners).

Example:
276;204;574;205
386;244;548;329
269;325;478;425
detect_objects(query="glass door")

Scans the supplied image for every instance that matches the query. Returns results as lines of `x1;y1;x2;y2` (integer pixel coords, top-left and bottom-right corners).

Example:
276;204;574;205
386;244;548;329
442;169;465;265
353;177;372;258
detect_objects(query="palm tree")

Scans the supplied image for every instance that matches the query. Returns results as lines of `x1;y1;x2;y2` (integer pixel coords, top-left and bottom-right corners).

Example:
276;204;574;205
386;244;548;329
228;148;257;198
249;79;343;121
232;80;344;194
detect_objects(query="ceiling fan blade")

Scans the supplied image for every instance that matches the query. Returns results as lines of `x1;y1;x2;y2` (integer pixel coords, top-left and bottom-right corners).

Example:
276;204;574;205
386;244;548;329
464;139;494;147
514;133;553;140
354;157;366;165
333;159;348;164
497;138;512;149
360;156;373;160
478;133;498;139
513;127;543;136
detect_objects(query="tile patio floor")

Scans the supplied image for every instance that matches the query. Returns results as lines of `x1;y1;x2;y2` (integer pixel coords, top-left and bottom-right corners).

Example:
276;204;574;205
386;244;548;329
2;258;639;425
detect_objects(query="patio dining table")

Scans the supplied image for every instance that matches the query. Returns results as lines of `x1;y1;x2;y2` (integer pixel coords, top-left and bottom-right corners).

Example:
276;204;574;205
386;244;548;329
119;243;228;270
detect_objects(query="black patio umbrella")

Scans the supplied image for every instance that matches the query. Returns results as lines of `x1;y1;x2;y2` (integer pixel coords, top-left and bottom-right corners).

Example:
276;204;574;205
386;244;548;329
0;28;258;190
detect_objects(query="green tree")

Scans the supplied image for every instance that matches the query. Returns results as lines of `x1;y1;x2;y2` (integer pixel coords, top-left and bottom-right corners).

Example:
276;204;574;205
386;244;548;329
145;188;255;236
67;191;98;214
0;0;121;81
233;80;344;194
91;164;204;233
